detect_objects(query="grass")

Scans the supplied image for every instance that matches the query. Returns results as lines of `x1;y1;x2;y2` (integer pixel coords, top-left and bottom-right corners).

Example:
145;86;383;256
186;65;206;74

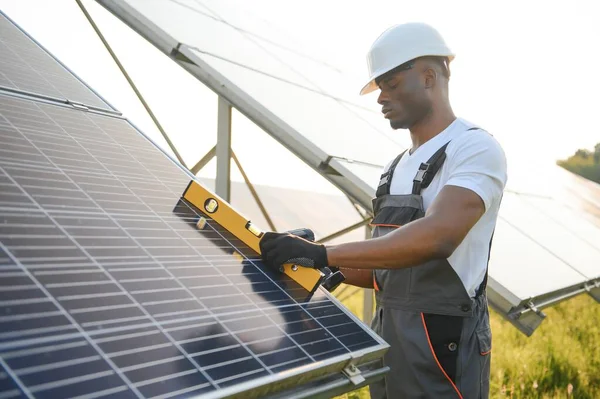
332;289;600;399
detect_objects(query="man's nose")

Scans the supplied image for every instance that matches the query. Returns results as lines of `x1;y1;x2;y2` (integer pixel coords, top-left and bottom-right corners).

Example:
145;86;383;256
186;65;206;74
377;90;390;105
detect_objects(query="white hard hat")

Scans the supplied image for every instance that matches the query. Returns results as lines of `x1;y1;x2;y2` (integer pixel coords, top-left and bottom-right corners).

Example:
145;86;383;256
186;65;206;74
359;22;455;95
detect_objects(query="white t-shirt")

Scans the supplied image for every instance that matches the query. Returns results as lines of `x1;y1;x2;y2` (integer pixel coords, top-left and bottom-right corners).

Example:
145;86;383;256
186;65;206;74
383;117;508;297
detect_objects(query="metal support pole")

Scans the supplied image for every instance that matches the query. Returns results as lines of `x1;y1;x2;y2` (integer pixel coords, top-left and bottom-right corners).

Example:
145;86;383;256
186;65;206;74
363;225;374;323
75;0;187;168
216;97;232;201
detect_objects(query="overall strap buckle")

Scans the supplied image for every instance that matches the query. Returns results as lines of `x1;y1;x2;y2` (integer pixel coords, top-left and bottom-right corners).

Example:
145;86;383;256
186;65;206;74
414;163;430;182
380;126;483;197
411;141;451;195
412;163;430;194
376;149;407;197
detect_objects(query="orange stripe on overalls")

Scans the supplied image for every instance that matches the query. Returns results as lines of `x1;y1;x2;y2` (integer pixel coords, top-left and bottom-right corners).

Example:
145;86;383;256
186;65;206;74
373;273;381;291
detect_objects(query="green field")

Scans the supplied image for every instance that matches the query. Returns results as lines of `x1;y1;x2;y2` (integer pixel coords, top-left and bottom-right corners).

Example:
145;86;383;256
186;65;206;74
332;289;600;399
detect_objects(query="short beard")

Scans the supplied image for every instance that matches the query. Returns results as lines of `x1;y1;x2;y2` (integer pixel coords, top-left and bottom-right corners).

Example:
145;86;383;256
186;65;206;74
389;102;433;130
389;119;411;130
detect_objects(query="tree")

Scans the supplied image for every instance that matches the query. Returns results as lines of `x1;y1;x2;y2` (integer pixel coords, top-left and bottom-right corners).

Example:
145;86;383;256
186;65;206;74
576;149;590;159
557;142;600;184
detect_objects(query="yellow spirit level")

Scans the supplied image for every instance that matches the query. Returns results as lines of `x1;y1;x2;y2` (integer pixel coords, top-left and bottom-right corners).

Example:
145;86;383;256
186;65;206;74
181;179;342;293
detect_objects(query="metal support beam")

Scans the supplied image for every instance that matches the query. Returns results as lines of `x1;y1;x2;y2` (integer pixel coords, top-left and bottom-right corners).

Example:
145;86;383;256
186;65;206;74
230;153;275;230
190;145;216;174
231;152;277;232
317;217;372;244
363;225;374;323
216;97;232;201
76;0;187;168
347;195;369;218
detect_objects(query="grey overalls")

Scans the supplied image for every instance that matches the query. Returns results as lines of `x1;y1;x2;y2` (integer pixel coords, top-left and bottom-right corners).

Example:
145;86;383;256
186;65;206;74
369;135;493;399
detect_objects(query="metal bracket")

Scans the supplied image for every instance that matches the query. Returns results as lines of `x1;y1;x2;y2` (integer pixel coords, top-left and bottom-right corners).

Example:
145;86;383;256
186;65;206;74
66;100;89;111
342;357;365;385
317;156;342;176
526;300;540;315
585;280;600;303
506;299;547;336
171;43;193;63
584;280;598;292
508;298;544;319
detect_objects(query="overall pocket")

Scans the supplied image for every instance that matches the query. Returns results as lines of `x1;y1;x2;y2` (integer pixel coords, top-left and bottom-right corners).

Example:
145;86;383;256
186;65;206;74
371;205;422;227
421;312;464;383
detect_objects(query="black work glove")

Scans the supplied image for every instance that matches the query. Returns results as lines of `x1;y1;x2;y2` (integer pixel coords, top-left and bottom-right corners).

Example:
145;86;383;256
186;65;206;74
259;231;328;272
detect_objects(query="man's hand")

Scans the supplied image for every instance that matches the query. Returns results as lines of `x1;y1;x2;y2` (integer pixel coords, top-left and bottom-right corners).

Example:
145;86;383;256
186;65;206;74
259;232;328;272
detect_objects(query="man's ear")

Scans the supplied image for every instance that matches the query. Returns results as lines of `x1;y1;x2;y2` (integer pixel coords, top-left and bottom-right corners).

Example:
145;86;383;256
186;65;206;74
424;67;437;89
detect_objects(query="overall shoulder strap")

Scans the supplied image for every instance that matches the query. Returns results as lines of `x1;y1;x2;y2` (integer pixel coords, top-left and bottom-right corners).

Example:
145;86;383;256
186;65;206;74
376;149;407;197
412;141;451;194
411;127;482;195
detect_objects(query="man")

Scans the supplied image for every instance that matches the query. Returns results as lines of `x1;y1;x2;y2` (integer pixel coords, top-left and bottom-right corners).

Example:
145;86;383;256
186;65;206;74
260;22;507;398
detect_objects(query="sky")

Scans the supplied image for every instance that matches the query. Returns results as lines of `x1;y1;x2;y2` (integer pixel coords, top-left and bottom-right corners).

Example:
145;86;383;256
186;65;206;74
1;0;599;195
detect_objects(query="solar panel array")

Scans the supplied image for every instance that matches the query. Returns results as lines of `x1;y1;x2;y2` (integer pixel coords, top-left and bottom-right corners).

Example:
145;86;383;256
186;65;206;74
0;13;112;110
94;0;600;333
0;12;386;399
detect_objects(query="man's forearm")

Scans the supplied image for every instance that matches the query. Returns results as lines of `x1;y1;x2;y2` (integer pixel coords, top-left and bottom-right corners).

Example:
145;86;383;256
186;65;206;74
323;186;486;270
338;268;374;289
326;215;451;270
259;186;485;273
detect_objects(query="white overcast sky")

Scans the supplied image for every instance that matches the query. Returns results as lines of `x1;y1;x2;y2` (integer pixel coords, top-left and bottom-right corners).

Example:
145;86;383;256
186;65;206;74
1;0;599;194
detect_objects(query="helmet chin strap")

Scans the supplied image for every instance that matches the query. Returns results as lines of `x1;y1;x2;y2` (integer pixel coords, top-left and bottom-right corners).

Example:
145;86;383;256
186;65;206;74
442;57;451;78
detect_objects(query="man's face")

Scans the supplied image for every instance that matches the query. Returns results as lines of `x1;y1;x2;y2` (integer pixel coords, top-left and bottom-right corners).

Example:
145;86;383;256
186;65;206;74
376;59;433;130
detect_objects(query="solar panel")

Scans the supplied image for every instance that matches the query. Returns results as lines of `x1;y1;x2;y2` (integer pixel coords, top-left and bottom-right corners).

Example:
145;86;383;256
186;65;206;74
0;91;389;399
0;12;113;111
0;14;388;399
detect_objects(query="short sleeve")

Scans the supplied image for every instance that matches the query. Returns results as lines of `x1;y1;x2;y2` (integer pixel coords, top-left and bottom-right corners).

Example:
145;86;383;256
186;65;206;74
444;131;508;211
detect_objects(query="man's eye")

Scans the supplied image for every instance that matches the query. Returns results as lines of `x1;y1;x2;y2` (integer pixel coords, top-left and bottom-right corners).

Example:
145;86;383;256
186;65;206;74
377;80;397;91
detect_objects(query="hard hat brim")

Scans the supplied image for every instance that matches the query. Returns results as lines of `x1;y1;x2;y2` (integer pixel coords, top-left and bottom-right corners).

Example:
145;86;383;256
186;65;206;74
359;80;378;96
359;54;455;96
